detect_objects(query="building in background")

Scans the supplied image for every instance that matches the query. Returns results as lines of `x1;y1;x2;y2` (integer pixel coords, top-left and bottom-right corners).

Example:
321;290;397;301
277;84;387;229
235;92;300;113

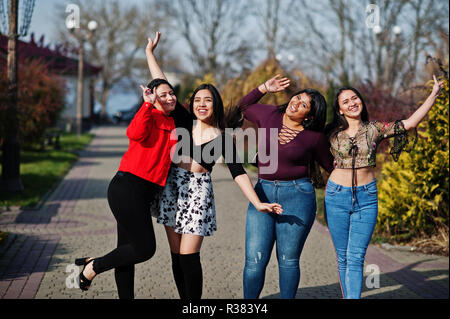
0;33;101;132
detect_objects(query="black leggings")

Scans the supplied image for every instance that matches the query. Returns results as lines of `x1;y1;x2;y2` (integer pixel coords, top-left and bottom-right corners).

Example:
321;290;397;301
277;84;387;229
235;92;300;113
93;171;161;299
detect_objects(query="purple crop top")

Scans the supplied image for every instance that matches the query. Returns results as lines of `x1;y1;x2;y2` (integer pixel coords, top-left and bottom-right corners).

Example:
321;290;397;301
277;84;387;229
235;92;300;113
238;88;334;181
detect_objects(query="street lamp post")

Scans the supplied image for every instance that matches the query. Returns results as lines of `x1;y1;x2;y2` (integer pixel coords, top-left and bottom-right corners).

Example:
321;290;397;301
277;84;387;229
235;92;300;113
67;20;97;136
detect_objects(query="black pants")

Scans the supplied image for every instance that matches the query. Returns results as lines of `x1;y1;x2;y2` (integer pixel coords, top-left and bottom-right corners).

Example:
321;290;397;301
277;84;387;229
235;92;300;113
93;171;161;299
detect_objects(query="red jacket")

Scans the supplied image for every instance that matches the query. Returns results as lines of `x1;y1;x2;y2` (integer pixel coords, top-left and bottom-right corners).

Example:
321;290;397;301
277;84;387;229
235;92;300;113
118;102;177;186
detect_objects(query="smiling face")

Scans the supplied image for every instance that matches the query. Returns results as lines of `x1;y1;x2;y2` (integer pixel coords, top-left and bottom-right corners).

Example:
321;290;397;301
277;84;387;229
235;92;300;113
193;89;214;123
338;90;363;120
285;93;312;123
154;84;177;114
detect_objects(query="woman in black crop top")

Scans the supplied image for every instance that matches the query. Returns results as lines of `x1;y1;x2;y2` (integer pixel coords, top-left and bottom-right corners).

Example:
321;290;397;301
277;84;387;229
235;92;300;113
146;32;283;299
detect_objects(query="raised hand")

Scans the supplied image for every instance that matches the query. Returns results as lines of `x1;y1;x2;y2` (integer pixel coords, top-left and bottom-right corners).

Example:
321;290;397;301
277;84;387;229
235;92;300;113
145;31;161;55
255;202;283;214
140;85;156;104
431;74;445;97
264;74;290;93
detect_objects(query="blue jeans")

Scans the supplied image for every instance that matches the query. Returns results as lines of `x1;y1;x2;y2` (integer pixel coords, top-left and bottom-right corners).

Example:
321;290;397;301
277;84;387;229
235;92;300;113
243;178;317;299
324;179;378;299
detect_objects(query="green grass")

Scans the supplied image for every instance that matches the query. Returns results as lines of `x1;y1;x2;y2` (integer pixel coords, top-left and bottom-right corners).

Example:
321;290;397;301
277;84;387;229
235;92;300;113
0;132;94;208
315;188;326;225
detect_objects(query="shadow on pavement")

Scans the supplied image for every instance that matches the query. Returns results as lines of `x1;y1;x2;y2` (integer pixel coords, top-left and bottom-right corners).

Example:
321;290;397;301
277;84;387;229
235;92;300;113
262;263;448;299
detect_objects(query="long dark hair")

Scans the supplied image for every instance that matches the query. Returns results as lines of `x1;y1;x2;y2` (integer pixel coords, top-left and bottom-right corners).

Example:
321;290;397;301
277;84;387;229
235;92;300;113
325;86;369;138
279;89;327;132
189;83;225;130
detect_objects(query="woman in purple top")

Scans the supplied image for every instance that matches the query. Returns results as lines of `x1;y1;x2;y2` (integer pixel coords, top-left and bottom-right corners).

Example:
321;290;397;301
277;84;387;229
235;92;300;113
237;75;334;299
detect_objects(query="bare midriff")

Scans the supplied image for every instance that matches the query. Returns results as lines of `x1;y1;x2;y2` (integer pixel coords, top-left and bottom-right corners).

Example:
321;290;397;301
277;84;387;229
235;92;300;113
175;155;209;173
328;167;376;187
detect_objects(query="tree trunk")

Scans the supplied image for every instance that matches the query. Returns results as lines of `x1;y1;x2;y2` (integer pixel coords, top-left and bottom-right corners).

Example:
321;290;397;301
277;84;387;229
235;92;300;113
100;82;110;123
1;0;23;192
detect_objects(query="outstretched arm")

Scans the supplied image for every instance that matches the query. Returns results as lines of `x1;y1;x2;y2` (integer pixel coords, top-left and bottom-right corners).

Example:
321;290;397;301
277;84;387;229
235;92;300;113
234;174;283;214
145;31;167;80
237;74;290;126
402;75;444;130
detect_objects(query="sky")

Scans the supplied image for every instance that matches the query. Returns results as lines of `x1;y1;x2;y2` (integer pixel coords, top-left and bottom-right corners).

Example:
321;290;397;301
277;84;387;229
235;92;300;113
9;0;449;115
15;0;262;115
23;0;143;43
17;0;154;115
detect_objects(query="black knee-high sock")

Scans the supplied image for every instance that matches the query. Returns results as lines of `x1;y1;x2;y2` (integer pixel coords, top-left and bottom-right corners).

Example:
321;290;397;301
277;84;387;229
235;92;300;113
179;252;202;299
171;252;186;299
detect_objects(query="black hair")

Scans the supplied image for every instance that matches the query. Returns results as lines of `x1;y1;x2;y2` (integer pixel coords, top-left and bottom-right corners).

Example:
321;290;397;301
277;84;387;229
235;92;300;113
324;86;369;138
189;83;225;130
147;78;175;93
137;78;181;111
279;89;327;132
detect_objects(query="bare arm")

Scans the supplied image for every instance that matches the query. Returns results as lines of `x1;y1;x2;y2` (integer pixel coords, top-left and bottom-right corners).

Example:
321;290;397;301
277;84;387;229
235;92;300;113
402;75;444;130
233;174;283;214
145;31;167;81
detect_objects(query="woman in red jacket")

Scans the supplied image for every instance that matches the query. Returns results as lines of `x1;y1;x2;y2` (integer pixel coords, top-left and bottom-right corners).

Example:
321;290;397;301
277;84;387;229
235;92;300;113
146;32;283;299
74;76;191;299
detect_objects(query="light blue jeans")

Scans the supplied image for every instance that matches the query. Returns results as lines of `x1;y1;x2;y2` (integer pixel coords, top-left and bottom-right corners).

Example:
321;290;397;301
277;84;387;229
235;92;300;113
324;179;378;299
243;178;317;299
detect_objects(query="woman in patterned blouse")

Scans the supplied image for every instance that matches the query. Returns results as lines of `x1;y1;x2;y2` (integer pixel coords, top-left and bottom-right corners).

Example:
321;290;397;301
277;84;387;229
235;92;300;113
323;75;444;299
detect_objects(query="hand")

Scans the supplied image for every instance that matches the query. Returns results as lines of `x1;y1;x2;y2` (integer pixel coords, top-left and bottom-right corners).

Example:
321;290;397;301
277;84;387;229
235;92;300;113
140;85;156;104
254;202;283;214
145;31;161;55
431;74;444;97
263;74;290;93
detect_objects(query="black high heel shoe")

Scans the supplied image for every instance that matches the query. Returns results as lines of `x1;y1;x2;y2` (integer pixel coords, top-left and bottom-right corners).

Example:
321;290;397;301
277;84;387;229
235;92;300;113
75;257;95;291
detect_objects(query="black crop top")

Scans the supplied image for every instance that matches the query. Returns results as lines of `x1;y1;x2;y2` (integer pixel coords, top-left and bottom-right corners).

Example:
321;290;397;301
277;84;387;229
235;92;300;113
173;131;247;179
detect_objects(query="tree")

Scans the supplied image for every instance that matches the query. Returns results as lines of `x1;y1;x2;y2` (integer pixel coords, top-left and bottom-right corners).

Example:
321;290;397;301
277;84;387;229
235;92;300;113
163;0;254;85
222;58;287;110
291;0;449;95
56;0;175;119
0;59;65;148
377;76;449;252
253;0;283;60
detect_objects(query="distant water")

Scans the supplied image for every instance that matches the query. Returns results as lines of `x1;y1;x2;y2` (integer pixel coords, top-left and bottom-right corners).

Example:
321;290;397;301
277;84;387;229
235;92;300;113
94;91;140;117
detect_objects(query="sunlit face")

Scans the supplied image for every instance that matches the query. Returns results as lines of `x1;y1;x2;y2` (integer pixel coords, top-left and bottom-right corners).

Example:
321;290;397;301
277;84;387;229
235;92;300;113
193;89;214;122
338;90;363;120
286;93;312;123
154;84;176;114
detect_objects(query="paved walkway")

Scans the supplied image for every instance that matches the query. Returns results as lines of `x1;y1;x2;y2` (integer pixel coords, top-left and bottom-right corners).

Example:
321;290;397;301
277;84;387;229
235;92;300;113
0;126;448;299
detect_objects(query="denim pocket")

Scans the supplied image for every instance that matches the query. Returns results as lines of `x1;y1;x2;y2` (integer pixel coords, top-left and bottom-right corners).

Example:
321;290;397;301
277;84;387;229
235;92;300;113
325;183;339;196
294;181;315;194
364;183;378;196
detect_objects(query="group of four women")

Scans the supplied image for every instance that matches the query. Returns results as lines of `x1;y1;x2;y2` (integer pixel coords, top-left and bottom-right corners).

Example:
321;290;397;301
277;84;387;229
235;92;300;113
74;32;444;300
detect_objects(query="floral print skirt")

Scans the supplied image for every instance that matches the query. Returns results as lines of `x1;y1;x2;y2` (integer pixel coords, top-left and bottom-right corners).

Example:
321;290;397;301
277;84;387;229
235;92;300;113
155;165;217;236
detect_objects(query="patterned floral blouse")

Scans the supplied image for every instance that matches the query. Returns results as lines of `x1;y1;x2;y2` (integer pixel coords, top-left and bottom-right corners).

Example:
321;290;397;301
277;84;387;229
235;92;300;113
330;120;408;169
